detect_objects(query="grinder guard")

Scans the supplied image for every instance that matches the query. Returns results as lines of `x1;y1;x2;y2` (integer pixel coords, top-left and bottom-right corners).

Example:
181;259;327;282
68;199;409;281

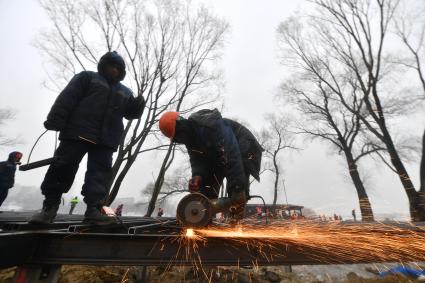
176;192;247;227
176;193;213;227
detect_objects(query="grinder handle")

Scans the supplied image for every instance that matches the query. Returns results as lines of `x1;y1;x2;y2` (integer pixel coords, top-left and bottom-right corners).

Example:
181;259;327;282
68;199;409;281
19;157;58;171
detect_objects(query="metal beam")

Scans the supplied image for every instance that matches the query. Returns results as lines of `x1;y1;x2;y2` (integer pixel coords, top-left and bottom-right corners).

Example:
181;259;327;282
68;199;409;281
2;228;425;269
2;213;425;269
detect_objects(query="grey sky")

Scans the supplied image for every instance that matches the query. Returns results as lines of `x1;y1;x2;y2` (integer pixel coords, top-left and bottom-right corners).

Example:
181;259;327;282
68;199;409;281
0;0;421;219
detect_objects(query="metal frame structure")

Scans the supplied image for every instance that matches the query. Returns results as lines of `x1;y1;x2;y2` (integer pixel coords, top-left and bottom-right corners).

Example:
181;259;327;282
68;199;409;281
1;212;425;282
1;216;325;268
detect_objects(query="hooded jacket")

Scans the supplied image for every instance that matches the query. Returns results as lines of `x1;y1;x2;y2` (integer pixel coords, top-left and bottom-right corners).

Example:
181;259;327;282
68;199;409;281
0;152;19;190
186;109;263;191
223;118;264;181
45;51;145;150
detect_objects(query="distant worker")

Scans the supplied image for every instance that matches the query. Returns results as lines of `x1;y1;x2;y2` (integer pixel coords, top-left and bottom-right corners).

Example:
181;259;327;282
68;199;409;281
291;212;298;220
266;208;273;219
158;109;264;222
157;207;164;217
0;152;23;207
68;196;79;215
115;204;124;216
30;51;145;225
218;212;225;222
352;209;357;222
256;206;262;219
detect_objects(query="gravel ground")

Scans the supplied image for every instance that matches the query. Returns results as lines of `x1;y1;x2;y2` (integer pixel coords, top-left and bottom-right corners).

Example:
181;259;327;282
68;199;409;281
1;263;425;283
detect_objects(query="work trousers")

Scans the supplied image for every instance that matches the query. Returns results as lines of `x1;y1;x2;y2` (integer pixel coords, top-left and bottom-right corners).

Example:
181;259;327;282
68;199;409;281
199;165;250;200
69;204;76;215
41;140;113;206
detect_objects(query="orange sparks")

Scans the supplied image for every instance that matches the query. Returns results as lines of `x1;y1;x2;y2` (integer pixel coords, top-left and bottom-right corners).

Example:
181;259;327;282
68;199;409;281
158;221;425;281
182;221;425;263
185;228;195;238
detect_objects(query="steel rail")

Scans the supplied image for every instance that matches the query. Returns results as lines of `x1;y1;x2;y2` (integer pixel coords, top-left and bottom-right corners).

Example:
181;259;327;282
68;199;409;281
2;228;425;269
2;213;425;269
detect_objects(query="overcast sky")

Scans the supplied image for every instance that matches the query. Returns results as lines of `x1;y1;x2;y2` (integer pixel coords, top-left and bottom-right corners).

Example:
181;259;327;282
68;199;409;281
0;0;422;219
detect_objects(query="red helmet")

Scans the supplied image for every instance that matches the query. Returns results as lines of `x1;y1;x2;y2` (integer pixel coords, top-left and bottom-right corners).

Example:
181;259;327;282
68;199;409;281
159;111;180;138
9;151;23;164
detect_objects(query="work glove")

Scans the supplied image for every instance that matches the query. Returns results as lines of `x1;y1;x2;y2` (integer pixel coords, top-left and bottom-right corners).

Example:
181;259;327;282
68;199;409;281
188;176;202;192
136;94;146;108
43;120;61;131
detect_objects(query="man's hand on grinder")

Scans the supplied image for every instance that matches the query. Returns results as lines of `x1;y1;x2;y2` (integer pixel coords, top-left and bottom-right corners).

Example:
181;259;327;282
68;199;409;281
188;176;202;192
43;120;61;131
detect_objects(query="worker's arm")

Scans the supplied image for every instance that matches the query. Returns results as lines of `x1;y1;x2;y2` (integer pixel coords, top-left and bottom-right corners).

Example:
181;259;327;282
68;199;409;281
123;89;145;120
44;71;91;131
187;146;209;180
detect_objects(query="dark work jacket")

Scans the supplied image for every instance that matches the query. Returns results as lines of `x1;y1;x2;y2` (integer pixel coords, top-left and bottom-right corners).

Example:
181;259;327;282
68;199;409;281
186;109;261;190
46;71;145;150
223;119;264;181
0;161;16;190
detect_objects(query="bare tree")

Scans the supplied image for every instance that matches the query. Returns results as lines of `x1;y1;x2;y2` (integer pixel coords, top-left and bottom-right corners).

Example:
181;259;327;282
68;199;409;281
278;0;425;221
258;114;297;207
277;58;377;220
395;1;425;211
36;0;228;205
0;109;18;147
142;165;190;206
394;0;425;94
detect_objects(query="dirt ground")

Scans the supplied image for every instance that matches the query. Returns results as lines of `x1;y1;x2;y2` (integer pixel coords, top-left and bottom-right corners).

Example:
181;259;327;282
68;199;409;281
1;264;424;282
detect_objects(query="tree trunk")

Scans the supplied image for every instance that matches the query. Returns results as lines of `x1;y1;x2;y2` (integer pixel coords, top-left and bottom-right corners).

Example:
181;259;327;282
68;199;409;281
145;143;174;217
106;157;136;206
107;149;126;192
420;130;425;194
367;84;423;220
416;130;425;221
381;126;423;221
272;152;280;207
343;150;374;221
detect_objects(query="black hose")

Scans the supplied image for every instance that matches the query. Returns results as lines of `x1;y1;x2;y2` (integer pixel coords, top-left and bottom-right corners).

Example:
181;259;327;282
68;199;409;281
26;129;48;165
249;195;268;225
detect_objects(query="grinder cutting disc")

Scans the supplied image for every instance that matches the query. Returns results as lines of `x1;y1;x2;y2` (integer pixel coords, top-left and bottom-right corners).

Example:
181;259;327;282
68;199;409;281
177;193;213;227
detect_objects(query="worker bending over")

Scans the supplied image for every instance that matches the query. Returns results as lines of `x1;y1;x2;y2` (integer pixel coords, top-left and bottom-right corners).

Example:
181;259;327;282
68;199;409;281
159;109;263;221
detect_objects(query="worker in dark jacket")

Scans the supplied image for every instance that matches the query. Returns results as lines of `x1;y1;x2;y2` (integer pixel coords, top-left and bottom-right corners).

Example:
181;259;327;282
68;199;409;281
30;51;145;225
0;152;23;207
159;109;263;221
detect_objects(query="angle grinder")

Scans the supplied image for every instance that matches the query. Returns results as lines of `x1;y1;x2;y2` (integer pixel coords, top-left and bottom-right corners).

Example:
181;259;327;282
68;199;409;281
176;193;233;227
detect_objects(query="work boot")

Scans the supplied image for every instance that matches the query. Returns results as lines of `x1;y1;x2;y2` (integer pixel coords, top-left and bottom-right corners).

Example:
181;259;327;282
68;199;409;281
29;201;59;224
83;205;116;226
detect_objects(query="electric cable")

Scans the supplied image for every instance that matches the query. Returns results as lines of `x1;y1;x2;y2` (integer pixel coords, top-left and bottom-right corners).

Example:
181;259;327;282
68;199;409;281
249;195;268;224
26;129;48;165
